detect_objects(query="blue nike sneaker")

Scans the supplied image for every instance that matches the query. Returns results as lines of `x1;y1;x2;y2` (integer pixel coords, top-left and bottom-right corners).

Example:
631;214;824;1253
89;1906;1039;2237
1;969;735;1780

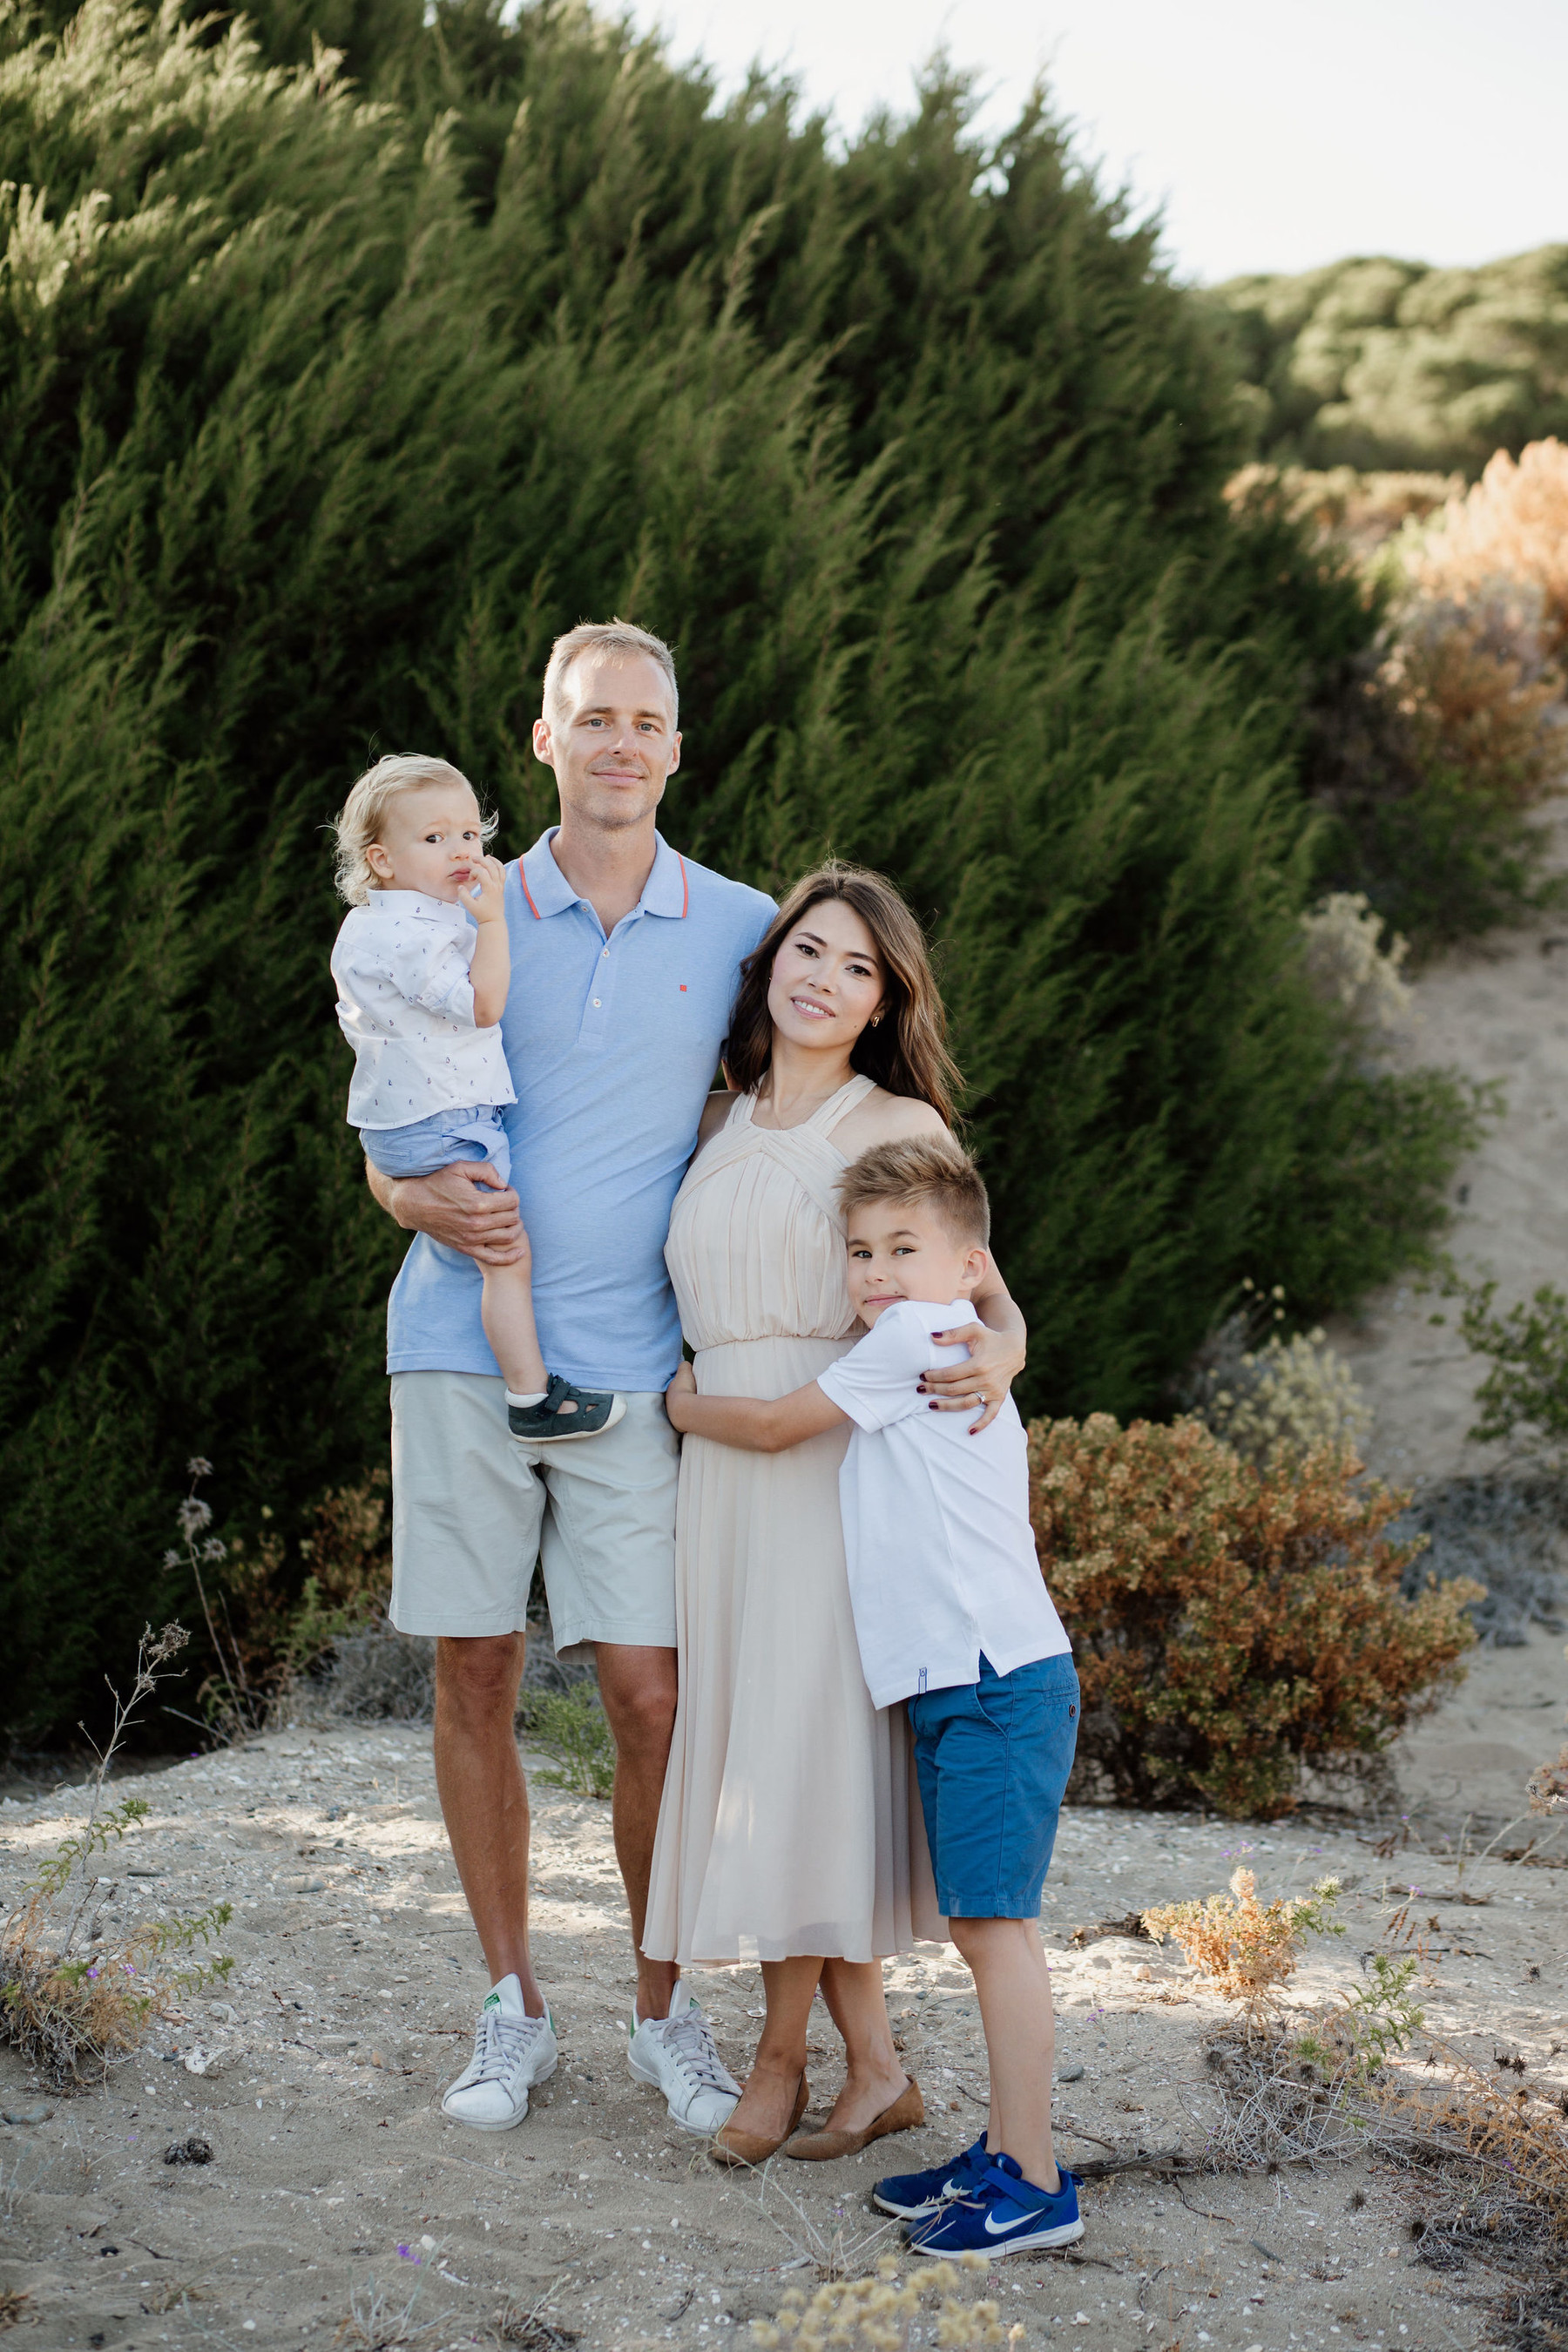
872;2133;989;2220
906;2152;1084;2257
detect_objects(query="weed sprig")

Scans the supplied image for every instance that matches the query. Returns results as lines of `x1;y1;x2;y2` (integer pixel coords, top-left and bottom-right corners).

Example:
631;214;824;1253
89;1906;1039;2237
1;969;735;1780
1143;1866;1344;2033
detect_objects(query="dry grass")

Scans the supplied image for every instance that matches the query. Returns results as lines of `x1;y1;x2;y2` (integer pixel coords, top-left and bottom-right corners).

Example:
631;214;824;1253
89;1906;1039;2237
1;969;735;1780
750;2257;1021;2352
1142;1867;1344;2034
0;1623;234;2086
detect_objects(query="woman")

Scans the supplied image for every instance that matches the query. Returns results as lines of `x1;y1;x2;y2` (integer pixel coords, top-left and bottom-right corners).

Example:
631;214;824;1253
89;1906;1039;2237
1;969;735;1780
641;863;1028;2165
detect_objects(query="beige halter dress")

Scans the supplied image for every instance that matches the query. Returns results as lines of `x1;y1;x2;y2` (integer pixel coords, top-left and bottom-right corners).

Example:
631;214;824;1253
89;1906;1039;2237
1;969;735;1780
642;1074;943;1968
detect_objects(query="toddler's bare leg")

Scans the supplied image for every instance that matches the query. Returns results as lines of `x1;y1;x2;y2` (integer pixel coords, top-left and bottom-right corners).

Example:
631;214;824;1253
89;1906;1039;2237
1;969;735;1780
480;1250;548;1397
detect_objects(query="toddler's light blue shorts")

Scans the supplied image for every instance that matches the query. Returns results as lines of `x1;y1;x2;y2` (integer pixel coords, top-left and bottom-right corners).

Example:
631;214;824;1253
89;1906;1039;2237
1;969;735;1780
359;1105;511;1184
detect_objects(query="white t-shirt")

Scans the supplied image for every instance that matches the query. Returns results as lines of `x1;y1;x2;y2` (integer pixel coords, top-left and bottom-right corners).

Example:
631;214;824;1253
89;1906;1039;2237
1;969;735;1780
331;890;517;1131
816;1297;1071;1710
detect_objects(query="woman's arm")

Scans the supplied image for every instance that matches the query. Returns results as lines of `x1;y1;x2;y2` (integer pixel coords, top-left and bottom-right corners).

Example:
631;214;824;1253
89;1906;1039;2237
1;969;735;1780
920;1254;1027;1435
665;1362;846;1454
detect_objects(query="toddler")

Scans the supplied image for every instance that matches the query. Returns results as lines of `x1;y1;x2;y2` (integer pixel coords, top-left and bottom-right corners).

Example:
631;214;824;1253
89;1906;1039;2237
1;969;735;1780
330;753;623;1441
665;1133;1080;2254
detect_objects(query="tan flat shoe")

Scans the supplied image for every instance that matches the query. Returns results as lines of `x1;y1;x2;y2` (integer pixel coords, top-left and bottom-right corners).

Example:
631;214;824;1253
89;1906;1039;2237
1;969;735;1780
784;2075;924;2161
709;2073;809;2169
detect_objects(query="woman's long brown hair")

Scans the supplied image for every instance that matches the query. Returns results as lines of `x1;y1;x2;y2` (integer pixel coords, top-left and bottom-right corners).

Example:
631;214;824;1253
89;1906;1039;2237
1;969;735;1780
725;862;963;1127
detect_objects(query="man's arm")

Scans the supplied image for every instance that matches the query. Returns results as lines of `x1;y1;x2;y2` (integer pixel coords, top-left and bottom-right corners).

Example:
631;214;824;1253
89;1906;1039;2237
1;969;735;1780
921;1255;1027;1433
664;1362;846;1454
365;1158;528;1267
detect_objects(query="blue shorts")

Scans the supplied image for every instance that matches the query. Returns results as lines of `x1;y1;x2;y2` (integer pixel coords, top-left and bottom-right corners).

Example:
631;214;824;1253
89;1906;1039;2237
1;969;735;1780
908;1652;1079;1920
359;1105;510;1185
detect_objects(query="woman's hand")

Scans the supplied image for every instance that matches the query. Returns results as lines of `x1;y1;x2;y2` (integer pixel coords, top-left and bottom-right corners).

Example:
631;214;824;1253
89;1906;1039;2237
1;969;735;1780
666;1358;698;1431
920;1320;1026;1435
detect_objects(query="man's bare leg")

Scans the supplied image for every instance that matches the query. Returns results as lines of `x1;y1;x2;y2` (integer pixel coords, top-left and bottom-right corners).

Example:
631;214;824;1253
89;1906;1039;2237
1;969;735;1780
433;1632;545;2017
594;1642;679;2024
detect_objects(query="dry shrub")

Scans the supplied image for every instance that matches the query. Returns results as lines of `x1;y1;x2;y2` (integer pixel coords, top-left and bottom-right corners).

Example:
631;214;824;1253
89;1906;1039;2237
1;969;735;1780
752;2257;1016;2352
1300;890;1413;1036
1184;1300;1373;1473
1226;465;1462;564
197;1470;392;1734
1382;593;1565;813
0;1626;233;2085
1529;1745;1568;1813
1029;1415;1480;1816
1404;439;1568;666
1144;1866;1343;2033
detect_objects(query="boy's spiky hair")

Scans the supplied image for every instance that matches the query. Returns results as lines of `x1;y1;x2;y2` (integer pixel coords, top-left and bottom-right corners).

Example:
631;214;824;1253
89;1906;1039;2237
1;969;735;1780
836;1135;990;1248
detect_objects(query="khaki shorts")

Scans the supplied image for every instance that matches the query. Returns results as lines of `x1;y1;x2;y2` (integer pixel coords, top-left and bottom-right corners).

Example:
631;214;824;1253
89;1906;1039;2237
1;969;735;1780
389;1372;679;1656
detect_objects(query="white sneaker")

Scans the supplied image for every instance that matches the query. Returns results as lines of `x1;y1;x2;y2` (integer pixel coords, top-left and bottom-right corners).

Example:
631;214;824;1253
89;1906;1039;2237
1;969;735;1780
441;1975;558;2131
626;1982;741;2136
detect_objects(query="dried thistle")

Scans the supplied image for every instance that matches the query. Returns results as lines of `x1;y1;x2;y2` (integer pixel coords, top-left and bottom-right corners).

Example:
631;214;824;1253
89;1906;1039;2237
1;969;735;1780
753;2259;999;2352
1529;1744;1568;1813
1143;1867;1343;2032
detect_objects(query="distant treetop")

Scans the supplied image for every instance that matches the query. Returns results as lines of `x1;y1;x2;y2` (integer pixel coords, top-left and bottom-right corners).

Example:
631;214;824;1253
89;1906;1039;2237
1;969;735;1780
1207;247;1568;476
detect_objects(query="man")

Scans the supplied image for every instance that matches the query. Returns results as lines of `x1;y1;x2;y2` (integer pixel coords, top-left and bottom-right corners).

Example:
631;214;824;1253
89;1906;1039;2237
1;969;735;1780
367;619;771;2134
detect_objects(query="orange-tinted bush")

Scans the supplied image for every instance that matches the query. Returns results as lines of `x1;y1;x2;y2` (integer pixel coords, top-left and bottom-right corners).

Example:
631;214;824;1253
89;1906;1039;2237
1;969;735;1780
1406;440;1568;666
1029;1414;1478;1818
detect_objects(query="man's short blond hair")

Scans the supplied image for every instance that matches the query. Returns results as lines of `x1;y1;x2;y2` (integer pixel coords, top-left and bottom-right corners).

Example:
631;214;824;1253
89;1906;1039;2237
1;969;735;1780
331;753;491;906
836;1136;990;1249
543;618;679;726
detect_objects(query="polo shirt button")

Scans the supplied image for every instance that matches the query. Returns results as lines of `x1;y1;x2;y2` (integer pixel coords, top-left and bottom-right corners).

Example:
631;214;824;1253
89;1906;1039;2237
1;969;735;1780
592;997;601;1007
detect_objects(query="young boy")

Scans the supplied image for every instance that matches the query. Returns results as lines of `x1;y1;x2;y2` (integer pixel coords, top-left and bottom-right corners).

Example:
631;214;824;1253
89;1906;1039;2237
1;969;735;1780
330;752;623;1442
663;1134;1081;2254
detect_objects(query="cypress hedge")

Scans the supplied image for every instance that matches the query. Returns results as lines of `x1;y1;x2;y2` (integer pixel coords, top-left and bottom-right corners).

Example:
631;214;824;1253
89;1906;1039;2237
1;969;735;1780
0;0;1475;1740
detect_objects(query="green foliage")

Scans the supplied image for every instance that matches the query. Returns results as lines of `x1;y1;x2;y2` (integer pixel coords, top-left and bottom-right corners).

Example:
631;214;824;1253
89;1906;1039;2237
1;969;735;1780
27;1799;151;1899
519;1688;616;1800
0;0;1480;1736
1453;1277;1568;1462
1210;248;1568;476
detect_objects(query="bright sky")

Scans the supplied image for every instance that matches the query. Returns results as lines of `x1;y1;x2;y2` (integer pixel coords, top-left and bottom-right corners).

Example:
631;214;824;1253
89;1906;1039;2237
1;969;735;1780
625;0;1568;285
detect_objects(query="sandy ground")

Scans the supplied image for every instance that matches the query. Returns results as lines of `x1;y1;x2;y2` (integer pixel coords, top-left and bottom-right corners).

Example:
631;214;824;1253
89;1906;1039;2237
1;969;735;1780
2;1698;1564;2352
1327;799;1568;1487
5;866;1568;2352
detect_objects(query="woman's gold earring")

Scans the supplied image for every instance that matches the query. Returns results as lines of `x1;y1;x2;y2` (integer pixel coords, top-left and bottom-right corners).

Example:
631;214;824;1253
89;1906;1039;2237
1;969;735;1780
871;1011;883;1028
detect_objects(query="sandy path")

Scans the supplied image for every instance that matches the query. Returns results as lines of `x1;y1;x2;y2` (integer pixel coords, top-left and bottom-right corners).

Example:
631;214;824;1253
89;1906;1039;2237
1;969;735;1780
3;1724;1565;2352
1327;801;1568;1486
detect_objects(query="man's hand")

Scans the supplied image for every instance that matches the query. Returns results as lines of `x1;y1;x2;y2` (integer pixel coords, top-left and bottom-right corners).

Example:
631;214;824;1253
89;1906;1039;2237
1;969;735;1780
367;1157;528;1267
456;852;508;926
920;1320;1026;1435
665;1359;698;1433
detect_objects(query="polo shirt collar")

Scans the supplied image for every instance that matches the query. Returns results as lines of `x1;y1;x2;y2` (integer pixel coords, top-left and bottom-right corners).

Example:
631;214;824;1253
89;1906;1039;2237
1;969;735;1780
519;828;687;921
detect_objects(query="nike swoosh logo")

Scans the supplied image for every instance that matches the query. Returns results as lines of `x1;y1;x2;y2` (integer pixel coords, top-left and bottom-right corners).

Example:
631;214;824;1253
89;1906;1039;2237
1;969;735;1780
984;2207;1037;2235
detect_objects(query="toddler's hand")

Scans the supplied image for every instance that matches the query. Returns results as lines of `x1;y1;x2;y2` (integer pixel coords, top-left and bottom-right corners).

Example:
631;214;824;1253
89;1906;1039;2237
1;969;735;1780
457;852;508;923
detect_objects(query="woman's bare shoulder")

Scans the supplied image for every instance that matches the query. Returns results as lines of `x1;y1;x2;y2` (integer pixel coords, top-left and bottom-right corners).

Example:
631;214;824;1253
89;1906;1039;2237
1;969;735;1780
830;1085;950;1156
696;1089;741;1146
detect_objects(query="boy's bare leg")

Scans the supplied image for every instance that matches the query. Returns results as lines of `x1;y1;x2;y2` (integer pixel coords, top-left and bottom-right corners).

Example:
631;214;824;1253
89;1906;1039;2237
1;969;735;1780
949;1916;1059;2191
433;1632;546;2016
479;1256;549;1397
594;1643;679;2024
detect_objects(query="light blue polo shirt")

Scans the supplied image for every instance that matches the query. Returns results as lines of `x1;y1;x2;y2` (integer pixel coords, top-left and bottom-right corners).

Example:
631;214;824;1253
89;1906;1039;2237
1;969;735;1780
385;828;775;1389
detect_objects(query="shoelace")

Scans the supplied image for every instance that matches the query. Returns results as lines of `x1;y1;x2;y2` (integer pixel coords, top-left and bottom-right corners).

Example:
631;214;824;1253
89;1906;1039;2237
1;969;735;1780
468;2008;541;2087
660;2008;738;2095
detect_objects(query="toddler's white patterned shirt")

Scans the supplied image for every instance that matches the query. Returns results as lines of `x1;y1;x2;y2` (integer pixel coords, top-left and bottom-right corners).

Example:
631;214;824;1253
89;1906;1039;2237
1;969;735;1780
331;889;517;1131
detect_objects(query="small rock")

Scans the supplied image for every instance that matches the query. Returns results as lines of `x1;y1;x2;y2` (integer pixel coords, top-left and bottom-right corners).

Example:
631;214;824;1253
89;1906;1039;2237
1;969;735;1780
1057;2064;1085;2084
182;2043;238;2078
1134;1963;1154;1982
3;2102;54;2125
125;1865;163;1879
163;2134;213;2166
317;2033;356;2051
208;2001;239;2024
283;1876;326;1895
